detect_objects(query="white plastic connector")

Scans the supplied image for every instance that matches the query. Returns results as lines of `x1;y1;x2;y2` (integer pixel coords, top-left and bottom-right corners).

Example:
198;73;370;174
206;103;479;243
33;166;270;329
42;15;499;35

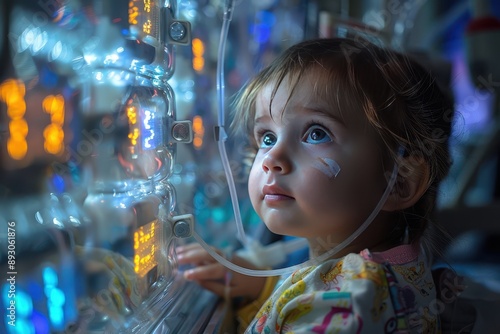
236;238;308;268
171;120;193;143
171;214;194;238
162;8;192;46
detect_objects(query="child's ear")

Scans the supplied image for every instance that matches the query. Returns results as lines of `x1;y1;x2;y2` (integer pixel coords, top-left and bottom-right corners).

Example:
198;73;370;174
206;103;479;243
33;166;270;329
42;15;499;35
383;157;430;212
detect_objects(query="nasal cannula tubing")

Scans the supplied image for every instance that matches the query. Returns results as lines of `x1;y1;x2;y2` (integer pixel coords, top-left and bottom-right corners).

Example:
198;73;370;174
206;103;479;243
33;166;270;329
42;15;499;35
193;153;401;277
214;0;249;247
203;0;402;277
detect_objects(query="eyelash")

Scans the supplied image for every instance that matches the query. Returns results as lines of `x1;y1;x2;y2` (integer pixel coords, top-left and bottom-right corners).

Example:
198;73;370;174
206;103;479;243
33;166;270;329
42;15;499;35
254;127;270;142
303;119;334;139
253;119;334;143
251;128;273;149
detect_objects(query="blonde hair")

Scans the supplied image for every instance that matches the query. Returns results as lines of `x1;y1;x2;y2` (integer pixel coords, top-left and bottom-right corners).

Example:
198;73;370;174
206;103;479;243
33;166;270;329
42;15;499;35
231;38;454;246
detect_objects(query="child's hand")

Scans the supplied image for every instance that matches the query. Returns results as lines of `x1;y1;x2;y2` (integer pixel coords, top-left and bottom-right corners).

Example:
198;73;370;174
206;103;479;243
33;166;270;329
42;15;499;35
176;243;267;302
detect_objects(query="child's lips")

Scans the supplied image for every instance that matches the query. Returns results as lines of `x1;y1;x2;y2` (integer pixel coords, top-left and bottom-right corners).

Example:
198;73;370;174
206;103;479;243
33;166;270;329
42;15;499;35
264;194;294;202
262;185;294;202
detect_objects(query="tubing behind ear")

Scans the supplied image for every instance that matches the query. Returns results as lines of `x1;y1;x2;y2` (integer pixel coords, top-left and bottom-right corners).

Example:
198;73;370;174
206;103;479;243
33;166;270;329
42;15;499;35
208;0;407;278
193;147;405;277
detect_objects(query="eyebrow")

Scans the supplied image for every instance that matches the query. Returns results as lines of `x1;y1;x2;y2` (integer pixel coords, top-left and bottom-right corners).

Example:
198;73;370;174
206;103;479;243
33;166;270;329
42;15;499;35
254;115;271;125
303;107;347;127
254;107;346;127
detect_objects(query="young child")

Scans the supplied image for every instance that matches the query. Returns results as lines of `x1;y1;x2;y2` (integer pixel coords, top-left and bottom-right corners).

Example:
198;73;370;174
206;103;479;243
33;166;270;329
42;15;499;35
177;37;454;333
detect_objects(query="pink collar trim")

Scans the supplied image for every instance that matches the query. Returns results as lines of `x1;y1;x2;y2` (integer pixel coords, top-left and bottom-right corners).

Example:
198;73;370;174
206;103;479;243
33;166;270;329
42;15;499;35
364;243;420;265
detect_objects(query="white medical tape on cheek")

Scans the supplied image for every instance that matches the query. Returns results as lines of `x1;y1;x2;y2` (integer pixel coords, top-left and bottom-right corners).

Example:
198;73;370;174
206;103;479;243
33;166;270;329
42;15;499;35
312;157;341;178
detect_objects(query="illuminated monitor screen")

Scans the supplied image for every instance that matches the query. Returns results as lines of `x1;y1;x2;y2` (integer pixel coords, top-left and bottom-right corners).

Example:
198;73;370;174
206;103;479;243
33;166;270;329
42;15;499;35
133;219;162;278
128;0;160;40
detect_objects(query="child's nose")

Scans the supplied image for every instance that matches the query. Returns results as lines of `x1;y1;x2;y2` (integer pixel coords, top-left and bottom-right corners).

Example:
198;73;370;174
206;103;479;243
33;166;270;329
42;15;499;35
262;145;291;174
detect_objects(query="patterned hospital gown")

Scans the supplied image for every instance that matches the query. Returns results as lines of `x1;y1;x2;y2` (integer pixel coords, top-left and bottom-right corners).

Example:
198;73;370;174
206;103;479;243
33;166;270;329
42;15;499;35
245;243;439;333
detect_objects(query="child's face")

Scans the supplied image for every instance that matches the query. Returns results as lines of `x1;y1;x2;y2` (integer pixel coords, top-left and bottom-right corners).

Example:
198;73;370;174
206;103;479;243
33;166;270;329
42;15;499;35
248;73;390;248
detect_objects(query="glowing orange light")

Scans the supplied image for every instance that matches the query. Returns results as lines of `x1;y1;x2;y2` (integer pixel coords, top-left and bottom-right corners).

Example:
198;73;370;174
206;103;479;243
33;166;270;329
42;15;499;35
193;58;205;72
1;79;28;160
43;94;65;155
9;119;28;138
0;79;25;104
133;220;160;277
126;104;140;146
128;2;139;25
192;38;205;56
192;38;205;73
192;137;202;148
7;138;28;160
143;0;151;13
192;115;204;149
143;19;152;34
43;95;65;125
127;106;137;125
6;100;26;119
43;124;65;154
128;128;140;146
193;115;204;133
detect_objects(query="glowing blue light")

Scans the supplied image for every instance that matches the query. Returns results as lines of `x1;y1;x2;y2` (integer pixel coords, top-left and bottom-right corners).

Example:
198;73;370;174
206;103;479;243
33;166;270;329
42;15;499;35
252;11;276;44
50;173;66;193
15;290;33;317
42;267;58;286
183;91;194;101
49;307;64;328
143;110;155;149
194;192;207;209
32;311;50;334
10;319;34;334
32;30;47;51
42;266;66;329
40;67;59;88
212;207;226;223
48;288;66;307
20;27;37;52
259;11;276;26
144;110;152;130
84;53;98;64
104;53;120;64
27;281;43;301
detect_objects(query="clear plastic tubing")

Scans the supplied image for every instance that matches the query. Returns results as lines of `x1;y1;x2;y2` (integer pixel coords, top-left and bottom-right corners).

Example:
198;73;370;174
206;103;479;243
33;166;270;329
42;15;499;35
209;0;402;277
194;151;401;277
215;0;249;247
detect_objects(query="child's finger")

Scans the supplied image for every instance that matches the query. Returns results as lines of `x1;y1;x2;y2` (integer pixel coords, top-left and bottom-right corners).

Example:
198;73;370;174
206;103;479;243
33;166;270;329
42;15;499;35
177;250;210;265
176;244;223;265
175;242;204;255
183;262;226;281
199;277;260;300
198;280;229;298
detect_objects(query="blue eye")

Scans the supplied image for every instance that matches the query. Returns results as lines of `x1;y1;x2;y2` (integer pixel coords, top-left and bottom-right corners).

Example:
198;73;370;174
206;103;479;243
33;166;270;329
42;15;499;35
260;132;277;148
305;126;332;144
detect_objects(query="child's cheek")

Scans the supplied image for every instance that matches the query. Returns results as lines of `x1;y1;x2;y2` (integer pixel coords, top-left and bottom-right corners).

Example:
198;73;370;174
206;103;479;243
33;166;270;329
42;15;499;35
311;157;341;179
